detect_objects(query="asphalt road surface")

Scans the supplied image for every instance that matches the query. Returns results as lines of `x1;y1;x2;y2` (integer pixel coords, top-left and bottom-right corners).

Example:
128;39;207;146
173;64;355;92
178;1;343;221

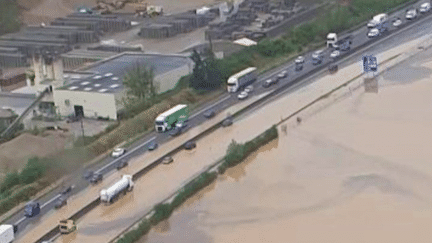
8;0;432;238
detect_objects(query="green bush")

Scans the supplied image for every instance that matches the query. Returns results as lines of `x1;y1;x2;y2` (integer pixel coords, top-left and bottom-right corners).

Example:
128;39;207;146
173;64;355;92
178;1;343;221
150;203;173;225
171;172;218;209
0;0;20;35
19;157;48;185
116;220;152;243
219;126;278;173
0;171;19;193
0;184;40;216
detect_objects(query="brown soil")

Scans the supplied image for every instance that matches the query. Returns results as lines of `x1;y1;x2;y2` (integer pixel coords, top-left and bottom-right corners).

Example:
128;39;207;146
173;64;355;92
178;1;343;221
0;131;71;174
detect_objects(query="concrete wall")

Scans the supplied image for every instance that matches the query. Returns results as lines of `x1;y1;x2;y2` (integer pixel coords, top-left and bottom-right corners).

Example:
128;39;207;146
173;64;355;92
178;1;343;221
154;63;192;93
53;89;117;120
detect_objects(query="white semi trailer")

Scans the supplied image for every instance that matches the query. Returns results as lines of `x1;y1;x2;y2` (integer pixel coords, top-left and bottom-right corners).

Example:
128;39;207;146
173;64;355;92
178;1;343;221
100;175;134;204
227;67;257;93
0;225;14;243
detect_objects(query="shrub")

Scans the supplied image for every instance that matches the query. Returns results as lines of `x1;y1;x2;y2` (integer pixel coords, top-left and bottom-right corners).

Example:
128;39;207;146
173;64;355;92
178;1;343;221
150;203;173;225
0;184;40;216
19;157;48;185
0;171;20;193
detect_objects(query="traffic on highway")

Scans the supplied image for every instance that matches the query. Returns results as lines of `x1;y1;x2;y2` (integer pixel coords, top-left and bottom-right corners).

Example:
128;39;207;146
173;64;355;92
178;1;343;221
5;1;432;241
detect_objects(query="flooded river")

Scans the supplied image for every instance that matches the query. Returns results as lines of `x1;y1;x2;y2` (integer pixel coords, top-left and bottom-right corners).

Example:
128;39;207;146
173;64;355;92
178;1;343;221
139;45;432;243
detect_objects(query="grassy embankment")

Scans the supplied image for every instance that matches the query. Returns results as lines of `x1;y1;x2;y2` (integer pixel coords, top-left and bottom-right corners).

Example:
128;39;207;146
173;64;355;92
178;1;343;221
115;125;279;243
0;0;415;220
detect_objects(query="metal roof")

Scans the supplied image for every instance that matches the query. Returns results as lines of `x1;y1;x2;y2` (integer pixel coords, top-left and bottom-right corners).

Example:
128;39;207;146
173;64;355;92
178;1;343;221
58;53;191;93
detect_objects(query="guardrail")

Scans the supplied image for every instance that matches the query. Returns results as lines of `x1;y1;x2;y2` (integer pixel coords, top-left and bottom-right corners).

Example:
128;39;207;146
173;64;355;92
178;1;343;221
32;3;430;242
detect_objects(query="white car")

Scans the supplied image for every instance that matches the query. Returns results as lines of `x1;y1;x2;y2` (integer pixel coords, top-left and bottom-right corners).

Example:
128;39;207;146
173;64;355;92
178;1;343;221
420;2;431;13
277;71;288;79
111;148;126;157
392;18;402;27
367;28;380;38
312;50;324;59
406;9;418;19
237;91;248;100
295;56;305;64
330;50;340;59
244;85;254;93
104;73;113;77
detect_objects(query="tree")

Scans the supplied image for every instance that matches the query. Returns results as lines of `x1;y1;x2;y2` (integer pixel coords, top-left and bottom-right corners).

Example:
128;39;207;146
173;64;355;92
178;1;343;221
189;48;223;91
122;62;158;108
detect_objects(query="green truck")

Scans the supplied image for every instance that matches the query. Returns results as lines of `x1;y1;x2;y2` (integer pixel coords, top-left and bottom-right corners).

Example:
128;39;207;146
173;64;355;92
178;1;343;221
155;104;189;132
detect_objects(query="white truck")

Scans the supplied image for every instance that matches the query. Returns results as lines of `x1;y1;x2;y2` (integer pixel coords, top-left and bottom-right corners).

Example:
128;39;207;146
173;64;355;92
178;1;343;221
155;104;189;132
227;67;258;93
0;225;14;243
100;175;134;204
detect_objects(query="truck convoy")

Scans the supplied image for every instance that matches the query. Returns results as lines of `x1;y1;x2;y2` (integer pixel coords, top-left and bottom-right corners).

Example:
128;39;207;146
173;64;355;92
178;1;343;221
100;175;134;204
0;225;15;243
227;67;258;92
155;104;190;132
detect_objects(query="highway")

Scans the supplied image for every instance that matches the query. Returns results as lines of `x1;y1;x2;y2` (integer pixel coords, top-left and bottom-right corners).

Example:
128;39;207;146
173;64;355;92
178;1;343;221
7;0;432;238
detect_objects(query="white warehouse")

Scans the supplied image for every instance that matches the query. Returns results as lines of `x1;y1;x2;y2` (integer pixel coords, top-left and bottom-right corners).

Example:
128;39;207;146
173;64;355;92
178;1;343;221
54;53;193;120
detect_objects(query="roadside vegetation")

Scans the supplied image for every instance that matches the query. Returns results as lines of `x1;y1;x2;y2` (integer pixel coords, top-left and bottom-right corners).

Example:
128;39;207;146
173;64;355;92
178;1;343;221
0;0;417;220
115;126;278;243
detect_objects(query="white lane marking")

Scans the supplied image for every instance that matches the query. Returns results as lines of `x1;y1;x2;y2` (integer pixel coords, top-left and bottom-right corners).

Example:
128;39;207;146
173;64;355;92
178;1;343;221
42;194;61;208
190;95;231;119
15;217;26;225
96;136;156;173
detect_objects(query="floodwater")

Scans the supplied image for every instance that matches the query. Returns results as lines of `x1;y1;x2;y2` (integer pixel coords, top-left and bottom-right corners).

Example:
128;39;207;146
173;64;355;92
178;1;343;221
138;44;432;242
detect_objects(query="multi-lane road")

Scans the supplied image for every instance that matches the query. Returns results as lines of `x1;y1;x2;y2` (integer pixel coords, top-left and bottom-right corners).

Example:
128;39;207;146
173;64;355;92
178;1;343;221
7;0;432;239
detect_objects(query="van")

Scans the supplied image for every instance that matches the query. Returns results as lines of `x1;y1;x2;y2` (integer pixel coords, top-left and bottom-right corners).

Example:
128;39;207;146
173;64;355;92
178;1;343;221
367;13;388;28
24;202;40;217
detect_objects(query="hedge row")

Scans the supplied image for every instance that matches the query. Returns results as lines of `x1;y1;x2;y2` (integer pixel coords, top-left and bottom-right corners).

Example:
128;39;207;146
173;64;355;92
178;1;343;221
218;125;279;174
0;181;48;216
115;125;278;243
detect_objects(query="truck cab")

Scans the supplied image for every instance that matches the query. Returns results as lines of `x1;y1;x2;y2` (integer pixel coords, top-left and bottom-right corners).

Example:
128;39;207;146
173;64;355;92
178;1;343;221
326;33;337;48
59;219;76;234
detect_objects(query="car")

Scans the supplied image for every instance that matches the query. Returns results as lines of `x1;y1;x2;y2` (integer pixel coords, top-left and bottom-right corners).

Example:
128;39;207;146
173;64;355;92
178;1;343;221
295;56;305;64
244;85;254;93
262;80;271;88
90;172;103;184
54;197;67;209
392;17;402;27
169;127;182;136
312;50;324;59
175;121;188;130
222;118;233;127
60;185;74;195
104;73;113;77
406;8;417;19
367;28;380;38
328;64;338;74
203;110;216;118
116;159;128;170
237;91;248;100
330;50;340;59
24;202;40;217
66;115;80;123
83;170;94;180
111;148;126;157
148;141;158;150
162;156;173;164
312;56;323;65
277;71;288;80
184;141;197;150
295;63;303;71
420;2;431;13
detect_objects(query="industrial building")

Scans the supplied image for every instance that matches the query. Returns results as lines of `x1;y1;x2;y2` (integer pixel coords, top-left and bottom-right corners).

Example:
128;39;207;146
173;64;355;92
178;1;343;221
53;53;193;120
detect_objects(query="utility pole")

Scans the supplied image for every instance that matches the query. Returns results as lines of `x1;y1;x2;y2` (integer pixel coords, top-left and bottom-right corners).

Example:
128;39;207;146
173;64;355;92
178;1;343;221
80;116;85;146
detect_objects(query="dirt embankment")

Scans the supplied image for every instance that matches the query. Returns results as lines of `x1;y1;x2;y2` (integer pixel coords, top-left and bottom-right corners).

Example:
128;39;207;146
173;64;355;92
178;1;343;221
0;131;71;176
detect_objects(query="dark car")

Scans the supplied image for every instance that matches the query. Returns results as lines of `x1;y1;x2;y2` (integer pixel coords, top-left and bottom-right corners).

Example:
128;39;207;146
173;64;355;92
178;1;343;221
116;159;128;170
203;110;216;118
54;197;67;209
295;64;303;71
312;57;323;65
328;64;338;74
148;141;158;151
83;170;94;180
184;141;197;150
169;127;182;136
90;172;103;184
24;202;40;217
262;80;271;88
222;118;233;127
60;185;74;195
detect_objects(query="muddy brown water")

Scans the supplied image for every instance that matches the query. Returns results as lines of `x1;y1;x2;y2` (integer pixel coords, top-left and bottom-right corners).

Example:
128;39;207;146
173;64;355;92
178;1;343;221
138;47;432;243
